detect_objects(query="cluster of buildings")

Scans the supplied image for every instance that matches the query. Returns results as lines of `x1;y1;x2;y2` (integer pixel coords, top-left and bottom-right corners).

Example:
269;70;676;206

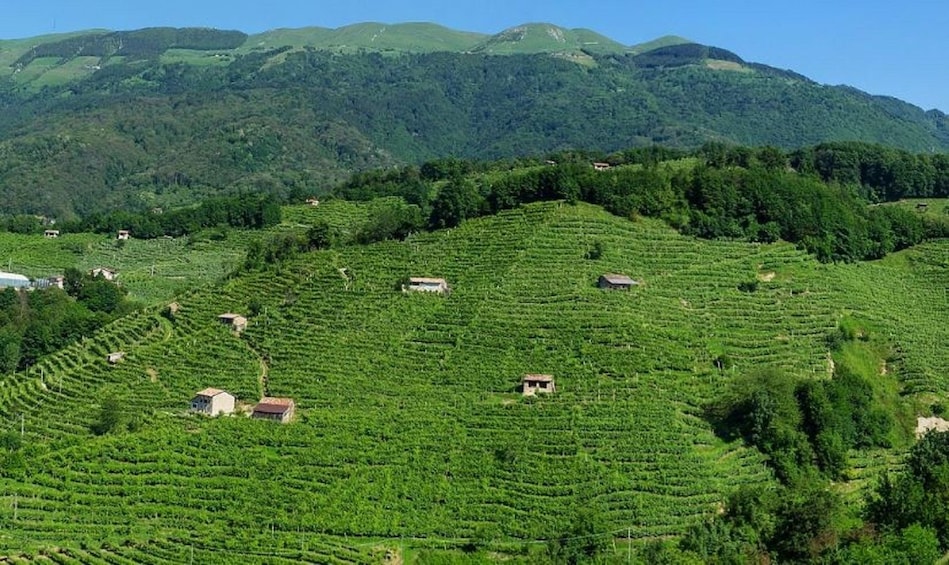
0;267;120;292
185;313;295;423
190;388;295;424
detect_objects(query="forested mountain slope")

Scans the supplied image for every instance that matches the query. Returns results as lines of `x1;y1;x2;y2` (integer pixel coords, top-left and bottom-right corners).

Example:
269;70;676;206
1;25;948;219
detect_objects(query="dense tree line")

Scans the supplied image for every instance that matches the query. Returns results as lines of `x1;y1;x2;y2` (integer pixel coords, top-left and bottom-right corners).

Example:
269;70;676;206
60;194;282;239
335;143;949;262
0;270;137;372
791;141;949;201
13;28;247;67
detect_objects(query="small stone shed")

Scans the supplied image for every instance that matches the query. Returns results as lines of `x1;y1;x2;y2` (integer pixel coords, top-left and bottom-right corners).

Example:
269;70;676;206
218;313;248;332
407;277;450;294
106;351;125;364
522;374;556;396
117;230;131;240
598;273;637;290
44;230;60;238
191;388;236;416
252;397;295;423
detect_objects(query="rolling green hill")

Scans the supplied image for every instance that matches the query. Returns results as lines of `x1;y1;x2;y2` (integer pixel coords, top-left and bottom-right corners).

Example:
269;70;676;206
0;200;944;562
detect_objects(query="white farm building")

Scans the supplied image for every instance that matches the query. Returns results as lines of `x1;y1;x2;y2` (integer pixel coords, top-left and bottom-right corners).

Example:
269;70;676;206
191;388;236;416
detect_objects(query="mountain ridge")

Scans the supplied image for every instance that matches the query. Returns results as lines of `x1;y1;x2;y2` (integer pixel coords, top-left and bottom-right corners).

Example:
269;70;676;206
0;23;948;219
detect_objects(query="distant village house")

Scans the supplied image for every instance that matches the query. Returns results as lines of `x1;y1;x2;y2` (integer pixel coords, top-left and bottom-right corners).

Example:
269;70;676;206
44;230;60;238
117;230;131;240
305;198;320;206
598;273;637;291
252;397;295;423
191;388;236;416
90;267;117;281
522;374;556;396
406;277;450;294
218;313;248;332
592;162;611;171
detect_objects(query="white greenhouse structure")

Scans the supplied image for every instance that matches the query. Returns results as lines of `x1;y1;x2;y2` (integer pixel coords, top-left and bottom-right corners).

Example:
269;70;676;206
0;272;31;289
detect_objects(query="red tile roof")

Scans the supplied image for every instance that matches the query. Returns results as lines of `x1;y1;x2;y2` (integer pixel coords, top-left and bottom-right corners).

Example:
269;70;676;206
253;397;295;414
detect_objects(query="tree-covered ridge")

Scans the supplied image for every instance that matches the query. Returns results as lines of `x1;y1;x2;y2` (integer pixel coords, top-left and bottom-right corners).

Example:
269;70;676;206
0;270;136;373
334;142;949;263
11;27;247;68
1;40;949;218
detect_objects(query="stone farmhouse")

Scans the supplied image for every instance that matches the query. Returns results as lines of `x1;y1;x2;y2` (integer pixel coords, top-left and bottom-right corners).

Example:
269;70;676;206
90;267;117;281
191;388;236;416
218;313;248;332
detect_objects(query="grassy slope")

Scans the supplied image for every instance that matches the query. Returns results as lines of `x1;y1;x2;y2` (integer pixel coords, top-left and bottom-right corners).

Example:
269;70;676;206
628;35;692;55
470;23;628;55
0;201;944;562
244;22;486;54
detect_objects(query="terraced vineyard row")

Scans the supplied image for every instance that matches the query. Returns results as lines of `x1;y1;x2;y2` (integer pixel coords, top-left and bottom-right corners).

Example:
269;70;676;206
0;201;944;562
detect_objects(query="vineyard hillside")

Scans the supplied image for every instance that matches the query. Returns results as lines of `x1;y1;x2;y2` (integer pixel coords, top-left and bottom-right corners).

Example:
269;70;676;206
0;201;945;562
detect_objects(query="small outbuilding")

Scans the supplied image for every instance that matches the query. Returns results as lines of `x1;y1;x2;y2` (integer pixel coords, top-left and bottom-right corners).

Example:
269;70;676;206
35;275;65;290
916;202;929;212
90;267;118;281
406;277;450;294
522;374;556;396
593;162;611;171
191;388;236;416
598;273;637;291
116;230;131;240
107;351;125;364
252;397;295;423
305;198;320;207
218;313;247;332
44;230;60;238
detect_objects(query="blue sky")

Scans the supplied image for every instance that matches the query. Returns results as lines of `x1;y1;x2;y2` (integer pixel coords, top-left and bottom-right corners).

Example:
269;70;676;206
2;0;945;112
